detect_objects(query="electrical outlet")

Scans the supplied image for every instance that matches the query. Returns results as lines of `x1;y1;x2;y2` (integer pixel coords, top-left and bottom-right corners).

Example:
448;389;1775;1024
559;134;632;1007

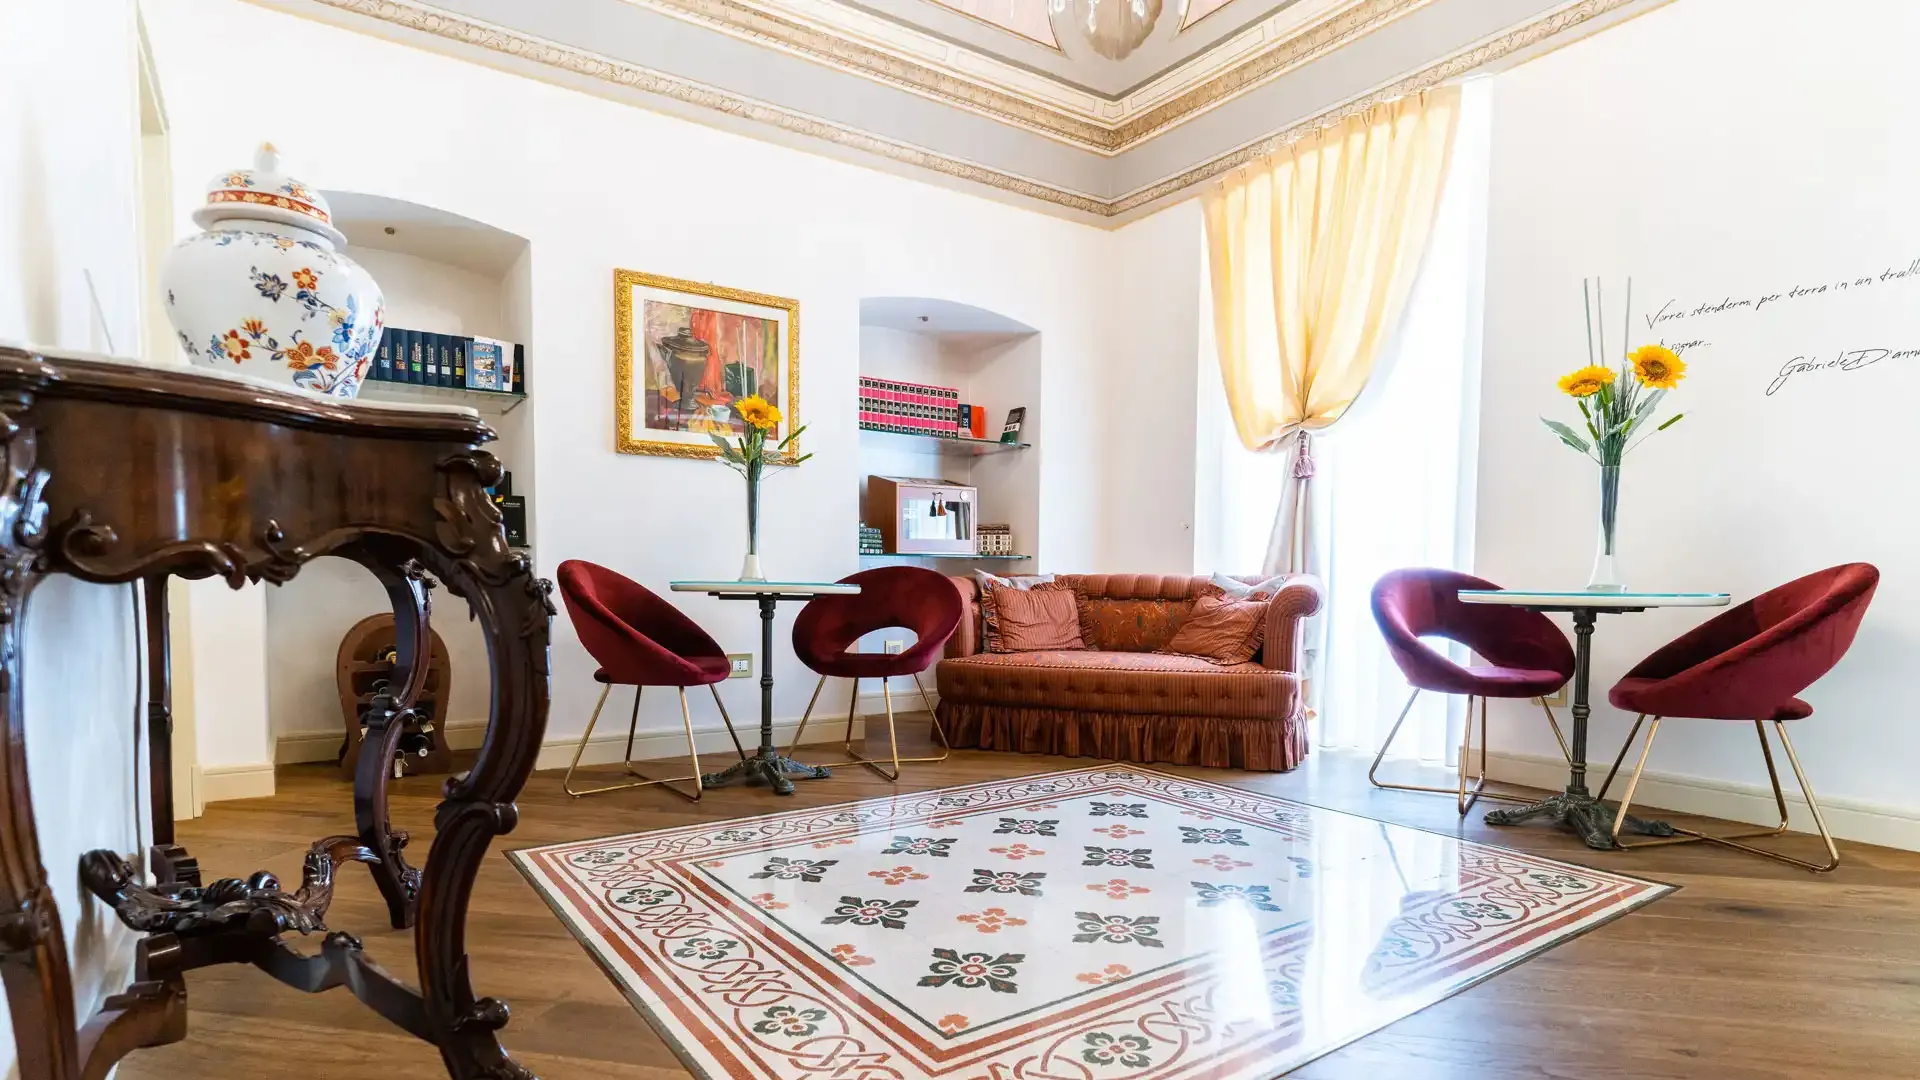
727;653;753;679
883;640;906;654
1534;685;1569;708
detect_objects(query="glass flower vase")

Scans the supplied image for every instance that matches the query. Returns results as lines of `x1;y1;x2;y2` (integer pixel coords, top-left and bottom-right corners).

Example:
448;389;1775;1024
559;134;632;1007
739;463;765;581
1586;464;1624;592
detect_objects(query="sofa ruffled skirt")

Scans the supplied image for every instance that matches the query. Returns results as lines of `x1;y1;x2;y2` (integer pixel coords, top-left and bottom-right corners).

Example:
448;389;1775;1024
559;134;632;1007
937;702;1308;772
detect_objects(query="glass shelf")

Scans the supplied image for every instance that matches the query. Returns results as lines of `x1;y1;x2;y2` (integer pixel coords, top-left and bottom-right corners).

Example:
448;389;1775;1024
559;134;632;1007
858;427;1029;455
359;380;527;416
859;552;1032;560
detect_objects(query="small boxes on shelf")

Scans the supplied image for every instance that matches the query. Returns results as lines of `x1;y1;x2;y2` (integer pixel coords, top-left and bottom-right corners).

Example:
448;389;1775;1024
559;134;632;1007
860;376;960;438
978;523;1013;556
859;522;886;555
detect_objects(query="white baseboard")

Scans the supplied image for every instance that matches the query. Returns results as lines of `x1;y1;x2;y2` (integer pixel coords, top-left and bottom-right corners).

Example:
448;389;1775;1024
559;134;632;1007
273;686;942;776
1485;749;1920;853
535;687;940;773
198;762;276;803
534;716;875;772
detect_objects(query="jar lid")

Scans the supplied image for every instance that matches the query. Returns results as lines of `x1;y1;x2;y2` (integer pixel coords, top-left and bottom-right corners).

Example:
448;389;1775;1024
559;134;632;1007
190;143;346;247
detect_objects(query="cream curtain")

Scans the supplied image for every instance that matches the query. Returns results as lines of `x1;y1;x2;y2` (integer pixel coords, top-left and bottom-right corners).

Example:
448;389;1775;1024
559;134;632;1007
1201;86;1462;578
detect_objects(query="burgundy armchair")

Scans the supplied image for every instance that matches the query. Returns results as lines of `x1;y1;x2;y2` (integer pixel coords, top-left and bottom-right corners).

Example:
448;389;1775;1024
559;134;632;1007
784;566;962;780
1598;562;1878;871
556;560;745;800
1371;568;1574;813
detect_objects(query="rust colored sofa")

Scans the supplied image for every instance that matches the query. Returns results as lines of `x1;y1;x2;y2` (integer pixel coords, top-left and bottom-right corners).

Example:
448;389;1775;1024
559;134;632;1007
935;574;1323;771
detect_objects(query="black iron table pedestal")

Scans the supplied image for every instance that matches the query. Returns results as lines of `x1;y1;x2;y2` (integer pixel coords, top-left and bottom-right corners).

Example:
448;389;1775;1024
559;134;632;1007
1458;589;1733;851
670;582;861;795
1479;606;1678;849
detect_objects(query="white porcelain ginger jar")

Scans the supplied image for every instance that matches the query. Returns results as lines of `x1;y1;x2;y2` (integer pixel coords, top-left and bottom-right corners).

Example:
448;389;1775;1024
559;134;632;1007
162;144;384;398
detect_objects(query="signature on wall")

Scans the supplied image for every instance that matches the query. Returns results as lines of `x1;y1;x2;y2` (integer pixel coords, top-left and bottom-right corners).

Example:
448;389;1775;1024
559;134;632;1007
1766;348;1920;396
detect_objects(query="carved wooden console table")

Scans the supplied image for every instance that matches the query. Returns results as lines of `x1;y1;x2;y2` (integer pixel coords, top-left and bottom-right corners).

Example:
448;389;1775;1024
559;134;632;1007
0;346;552;1080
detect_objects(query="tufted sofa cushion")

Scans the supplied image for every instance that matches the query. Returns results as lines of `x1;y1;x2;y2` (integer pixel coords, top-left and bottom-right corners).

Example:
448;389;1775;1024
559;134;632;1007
935;649;1296;720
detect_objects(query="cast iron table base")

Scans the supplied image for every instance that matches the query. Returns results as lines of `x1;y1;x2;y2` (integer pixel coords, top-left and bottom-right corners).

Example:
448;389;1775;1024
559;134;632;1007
696;592;831;795
1476;605;1676;850
1484;791;1677;849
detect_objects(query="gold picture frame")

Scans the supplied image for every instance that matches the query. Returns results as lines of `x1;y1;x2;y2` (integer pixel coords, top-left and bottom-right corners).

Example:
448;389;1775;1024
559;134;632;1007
613;268;802;462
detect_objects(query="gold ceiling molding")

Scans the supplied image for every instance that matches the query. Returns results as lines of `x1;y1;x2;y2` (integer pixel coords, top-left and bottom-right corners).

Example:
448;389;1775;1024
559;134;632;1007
293;0;1112;211
638;0;1426;154
1110;0;1649;215
286;0;1642;220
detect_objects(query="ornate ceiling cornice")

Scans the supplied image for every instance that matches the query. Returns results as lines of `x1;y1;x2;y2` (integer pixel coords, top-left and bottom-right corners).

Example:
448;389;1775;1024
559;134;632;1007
625;0;1422;154
281;0;1651;220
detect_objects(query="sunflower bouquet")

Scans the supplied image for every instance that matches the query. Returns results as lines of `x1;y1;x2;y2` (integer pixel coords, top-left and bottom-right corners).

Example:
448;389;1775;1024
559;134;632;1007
1541;282;1686;467
1542;278;1687;590
712;394;810;580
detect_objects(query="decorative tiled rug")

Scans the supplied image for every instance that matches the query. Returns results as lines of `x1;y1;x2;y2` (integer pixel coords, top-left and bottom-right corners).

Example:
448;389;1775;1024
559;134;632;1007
511;766;1669;1079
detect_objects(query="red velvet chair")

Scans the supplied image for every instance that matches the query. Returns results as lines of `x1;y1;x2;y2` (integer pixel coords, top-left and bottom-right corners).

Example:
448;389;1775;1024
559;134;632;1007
556;560;745;800
1598;563;1878;871
1371;568;1574;813
784;566;962;780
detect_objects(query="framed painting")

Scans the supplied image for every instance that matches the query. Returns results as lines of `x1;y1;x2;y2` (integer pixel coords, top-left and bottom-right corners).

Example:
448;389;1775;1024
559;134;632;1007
613;269;801;461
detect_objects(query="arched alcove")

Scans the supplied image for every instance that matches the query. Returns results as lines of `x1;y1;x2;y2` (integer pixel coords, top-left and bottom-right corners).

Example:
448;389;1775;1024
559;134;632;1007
856;296;1041;580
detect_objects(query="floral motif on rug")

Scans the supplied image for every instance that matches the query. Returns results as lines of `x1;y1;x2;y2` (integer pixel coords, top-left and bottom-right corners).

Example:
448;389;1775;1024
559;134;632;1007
511;766;1670;1080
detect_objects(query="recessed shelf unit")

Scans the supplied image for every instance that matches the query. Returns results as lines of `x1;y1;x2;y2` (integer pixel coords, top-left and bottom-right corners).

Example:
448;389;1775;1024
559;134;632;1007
359;381;527;415
858;427;1029;455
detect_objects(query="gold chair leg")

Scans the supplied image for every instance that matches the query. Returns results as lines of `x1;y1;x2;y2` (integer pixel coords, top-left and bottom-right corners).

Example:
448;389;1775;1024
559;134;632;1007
1457;695;1489;816
1609;717;1836;869
911;673;950;763
562;682;704;801
1370;689;1521;810
781;674;830;757
708;684;748;763
860;678;904;781
1541;700;1573;763
1596;712;1650;802
793;671;950;779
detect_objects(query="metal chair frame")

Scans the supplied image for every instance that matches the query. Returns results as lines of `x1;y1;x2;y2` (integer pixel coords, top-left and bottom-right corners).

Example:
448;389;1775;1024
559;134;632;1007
563;682;746;801
1599;713;1839;872
785;672;947;781
1369;688;1572;815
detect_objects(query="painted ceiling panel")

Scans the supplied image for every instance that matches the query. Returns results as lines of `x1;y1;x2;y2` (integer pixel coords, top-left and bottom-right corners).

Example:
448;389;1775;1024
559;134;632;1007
1180;0;1237;29
927;0;1060;47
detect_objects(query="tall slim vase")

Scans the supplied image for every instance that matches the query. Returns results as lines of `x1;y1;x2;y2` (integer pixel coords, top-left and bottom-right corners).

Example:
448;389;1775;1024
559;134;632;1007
739;463;765;581
1586;464;1624;592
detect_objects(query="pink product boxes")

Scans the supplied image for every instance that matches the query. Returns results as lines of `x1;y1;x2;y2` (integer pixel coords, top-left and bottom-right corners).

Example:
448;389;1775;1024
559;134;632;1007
859;376;960;438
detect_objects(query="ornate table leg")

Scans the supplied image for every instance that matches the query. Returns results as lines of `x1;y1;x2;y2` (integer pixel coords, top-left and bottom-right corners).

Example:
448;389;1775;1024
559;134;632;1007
144;576;198;889
700;594;828;796
1485;607;1675;849
407;452;554;1079
0;423;83;1080
338;551;435;930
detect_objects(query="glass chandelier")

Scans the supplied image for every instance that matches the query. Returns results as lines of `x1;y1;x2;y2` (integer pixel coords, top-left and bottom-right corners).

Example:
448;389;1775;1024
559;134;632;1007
1049;0;1164;61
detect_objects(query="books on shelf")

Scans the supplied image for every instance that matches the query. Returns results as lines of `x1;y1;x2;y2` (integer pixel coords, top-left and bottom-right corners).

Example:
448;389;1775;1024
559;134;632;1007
859;375;959;437
367;327;526;394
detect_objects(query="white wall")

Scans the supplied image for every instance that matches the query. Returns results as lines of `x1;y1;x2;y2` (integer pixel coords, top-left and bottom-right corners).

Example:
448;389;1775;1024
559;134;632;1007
0;0;148;1061
1107;199;1204;573
1479;0;1920;843
146;0;1117;759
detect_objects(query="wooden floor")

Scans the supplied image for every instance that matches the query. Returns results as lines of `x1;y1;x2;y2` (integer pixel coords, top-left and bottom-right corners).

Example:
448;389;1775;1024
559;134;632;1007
120;724;1920;1080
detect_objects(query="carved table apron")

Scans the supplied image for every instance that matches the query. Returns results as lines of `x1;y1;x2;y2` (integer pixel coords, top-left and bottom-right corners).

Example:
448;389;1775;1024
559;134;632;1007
0;347;554;1080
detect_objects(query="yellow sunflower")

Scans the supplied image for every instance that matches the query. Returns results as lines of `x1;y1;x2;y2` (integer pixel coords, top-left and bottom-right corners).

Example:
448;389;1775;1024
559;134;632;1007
735;395;781;430
1556;364;1614;398
1629;344;1686;389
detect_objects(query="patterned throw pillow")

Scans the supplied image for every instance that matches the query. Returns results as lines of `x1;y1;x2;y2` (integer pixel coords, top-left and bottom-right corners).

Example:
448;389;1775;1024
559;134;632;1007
984;583;1086;653
975;571;1056;652
1162;594;1267;665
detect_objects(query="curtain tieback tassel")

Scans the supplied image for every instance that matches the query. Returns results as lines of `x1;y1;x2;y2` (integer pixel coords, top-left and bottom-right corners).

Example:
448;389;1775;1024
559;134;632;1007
1291;430;1316;480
